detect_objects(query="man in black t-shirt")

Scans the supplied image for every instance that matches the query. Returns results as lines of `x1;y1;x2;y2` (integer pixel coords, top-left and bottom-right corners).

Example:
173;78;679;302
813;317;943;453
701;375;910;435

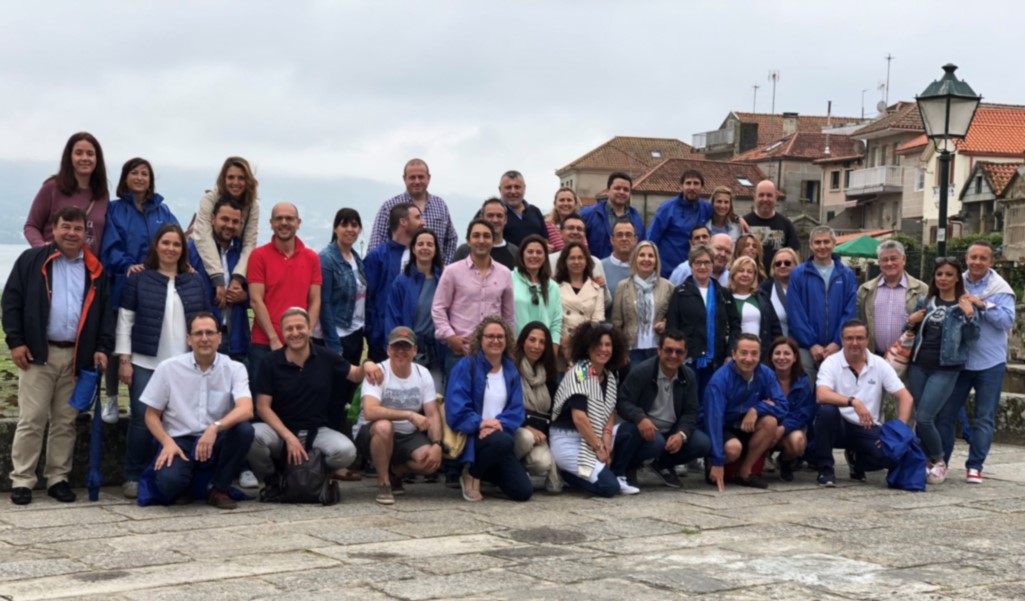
743;180;801;275
246;307;381;484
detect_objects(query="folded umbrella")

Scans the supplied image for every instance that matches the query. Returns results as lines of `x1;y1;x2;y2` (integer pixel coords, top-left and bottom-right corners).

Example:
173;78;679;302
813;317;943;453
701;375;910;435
86;374;104;502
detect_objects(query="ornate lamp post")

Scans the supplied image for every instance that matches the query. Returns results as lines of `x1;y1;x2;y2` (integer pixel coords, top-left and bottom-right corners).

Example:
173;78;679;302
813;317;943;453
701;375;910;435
916;64;981;257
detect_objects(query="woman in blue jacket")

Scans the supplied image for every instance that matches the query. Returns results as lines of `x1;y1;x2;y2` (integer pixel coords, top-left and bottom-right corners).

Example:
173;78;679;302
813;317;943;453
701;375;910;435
386;228;445;391
100;158;179;422
445;316;532;503
765;336;814;482
115;224;208;498
906;258;980;485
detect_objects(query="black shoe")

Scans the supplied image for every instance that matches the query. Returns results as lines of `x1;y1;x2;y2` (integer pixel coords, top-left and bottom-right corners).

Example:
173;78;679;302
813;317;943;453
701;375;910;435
10;487;32;505
779;459;794;482
817;469;836;487
733;474;769;489
445;473;461;489
47;481;76;503
650;461;683;489
625;467;640;489
845;449;866;482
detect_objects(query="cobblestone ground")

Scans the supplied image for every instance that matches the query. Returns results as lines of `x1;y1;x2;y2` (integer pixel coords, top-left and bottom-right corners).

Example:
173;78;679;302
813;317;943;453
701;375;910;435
2;443;1025;600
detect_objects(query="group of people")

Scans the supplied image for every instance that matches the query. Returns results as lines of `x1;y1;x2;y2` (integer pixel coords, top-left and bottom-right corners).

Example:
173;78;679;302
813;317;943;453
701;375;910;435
3;131;1016;509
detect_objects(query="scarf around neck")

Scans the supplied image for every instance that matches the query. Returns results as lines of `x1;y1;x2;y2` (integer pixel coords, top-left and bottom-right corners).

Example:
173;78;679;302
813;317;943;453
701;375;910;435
552;359;617;478
519;357;551;415
633;273;656;328
697;281;717;369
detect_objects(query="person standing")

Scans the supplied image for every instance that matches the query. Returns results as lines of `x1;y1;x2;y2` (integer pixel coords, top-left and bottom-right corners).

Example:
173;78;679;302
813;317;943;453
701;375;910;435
364;203;423;361
498;170;548;246
936;240;1016;484
602;221;638;299
5;207;112;505
647;169;713;278
856;241;928;355
453;198;518;270
368;159;459;264
582;172;646;260
743;180;800;276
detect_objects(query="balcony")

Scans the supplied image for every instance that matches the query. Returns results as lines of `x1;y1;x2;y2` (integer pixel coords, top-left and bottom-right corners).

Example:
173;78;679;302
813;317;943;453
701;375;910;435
845;166;904;197
692;127;735;151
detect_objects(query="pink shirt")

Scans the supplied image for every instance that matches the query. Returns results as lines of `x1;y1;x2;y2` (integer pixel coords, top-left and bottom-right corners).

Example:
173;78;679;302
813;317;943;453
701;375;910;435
431;256;515;342
25;179;109;256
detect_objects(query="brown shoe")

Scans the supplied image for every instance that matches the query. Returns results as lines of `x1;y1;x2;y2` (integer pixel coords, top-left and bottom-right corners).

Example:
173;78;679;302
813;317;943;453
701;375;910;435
375;484;395;505
330;468;363;482
206;488;237;510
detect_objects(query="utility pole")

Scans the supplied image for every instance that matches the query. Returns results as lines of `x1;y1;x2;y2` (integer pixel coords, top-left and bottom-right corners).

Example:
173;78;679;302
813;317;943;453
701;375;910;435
861;88;869;119
884;53;894;106
752;84;760;112
768;70;780;115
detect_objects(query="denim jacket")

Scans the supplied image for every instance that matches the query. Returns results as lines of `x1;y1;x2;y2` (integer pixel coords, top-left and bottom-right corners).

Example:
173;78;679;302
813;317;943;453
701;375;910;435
319;243;366;353
910;296;980;367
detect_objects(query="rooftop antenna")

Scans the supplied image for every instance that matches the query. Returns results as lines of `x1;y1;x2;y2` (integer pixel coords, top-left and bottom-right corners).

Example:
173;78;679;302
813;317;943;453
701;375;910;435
768;70;780;115
861;88;869;119
824;101;832;155
884;53;894;106
752;84;760;112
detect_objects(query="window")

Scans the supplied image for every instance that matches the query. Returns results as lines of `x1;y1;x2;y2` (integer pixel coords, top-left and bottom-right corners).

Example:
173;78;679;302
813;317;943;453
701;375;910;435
737;177;753;187
880;146;888;167
844;169;852;188
915;168;925;191
830;170;841;191
650;151;662;159
765;141;783;153
975;175;983;194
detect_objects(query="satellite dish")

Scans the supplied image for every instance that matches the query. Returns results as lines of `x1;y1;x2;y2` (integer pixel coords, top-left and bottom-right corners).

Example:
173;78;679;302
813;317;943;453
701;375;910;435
876;100;887;114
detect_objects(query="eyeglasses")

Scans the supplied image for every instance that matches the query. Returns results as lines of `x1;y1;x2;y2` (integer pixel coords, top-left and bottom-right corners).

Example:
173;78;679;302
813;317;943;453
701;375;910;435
660;347;686;357
530;285;539;305
774;260;793;268
189;330;220;338
613;232;636;239
692;260;712;267
483;334;506;341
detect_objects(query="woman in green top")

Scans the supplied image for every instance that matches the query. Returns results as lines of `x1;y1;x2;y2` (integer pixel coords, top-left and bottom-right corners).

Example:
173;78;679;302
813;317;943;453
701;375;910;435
511;235;562;357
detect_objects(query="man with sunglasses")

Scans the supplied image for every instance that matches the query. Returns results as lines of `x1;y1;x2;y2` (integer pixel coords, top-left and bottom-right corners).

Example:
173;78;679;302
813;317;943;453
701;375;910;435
617;330;711;489
935;241;1016;484
856;240;928;355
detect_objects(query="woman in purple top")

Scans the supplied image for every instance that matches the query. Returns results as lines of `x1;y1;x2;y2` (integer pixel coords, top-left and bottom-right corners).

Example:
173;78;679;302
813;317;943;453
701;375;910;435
24;132;110;256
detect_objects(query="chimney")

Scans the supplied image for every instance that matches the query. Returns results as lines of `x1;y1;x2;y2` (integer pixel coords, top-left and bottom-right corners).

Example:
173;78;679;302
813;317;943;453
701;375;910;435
782;112;799;136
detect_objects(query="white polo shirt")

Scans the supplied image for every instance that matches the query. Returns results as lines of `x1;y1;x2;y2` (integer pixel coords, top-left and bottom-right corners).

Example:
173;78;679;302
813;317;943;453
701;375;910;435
141;352;252;438
816;351;905;426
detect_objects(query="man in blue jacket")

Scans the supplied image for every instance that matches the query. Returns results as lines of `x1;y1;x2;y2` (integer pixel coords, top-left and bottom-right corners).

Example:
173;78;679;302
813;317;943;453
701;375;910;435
700;334;787;491
786;226;856;382
648;169;713;278
188;198;250;362
581;172;646;260
364;203;422;361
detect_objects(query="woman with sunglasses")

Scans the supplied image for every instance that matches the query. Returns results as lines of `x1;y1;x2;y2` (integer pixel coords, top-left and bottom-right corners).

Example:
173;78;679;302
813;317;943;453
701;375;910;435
611;241;673;366
706;186;750;242
387;227;446;391
905;257;980;485
760;247;800;337
544;188;581;252
511;235;562;354
513;322;562;492
445;316;532;502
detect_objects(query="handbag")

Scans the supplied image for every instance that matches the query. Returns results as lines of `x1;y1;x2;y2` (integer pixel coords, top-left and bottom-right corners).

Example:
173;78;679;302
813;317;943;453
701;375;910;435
260;431;340;505
436;395;468;461
884;330;915;378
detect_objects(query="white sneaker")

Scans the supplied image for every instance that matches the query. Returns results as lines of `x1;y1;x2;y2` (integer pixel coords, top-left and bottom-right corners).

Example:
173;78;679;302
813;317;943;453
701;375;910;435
239;470;259;488
617;476;640;495
926;462;947;485
101;397;120;424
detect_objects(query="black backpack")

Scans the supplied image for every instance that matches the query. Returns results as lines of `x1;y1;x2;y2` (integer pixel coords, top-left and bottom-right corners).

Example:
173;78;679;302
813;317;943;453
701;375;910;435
259;430;341;505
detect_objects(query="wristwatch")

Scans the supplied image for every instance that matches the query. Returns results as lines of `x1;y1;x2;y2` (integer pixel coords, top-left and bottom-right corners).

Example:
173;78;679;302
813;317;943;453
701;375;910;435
846;396;855;408
214;420;222;431
677;431;688;443
431;440;442;447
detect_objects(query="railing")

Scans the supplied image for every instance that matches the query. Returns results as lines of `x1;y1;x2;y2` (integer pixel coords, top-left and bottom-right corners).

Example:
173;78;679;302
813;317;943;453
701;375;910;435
692;127;734;150
847;165;904;192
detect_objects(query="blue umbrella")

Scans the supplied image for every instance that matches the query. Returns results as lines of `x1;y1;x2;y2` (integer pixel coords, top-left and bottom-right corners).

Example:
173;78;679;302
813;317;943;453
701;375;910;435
86;373;104;501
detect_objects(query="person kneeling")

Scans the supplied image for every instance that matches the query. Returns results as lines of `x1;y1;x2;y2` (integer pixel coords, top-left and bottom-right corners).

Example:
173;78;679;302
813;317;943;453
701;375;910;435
356;327;443;505
701;334;788;491
247;308;381;496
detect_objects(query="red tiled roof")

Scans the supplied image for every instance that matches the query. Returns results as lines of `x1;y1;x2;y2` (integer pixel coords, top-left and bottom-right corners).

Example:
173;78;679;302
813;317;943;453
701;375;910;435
836;229;893;245
731;133;861;163
728;112;862;147
975;161;1023;197
852;102;923;137
896;134;928;153
556;136;700;176
954;106;1025;157
631;158;767;200
814;153;863;164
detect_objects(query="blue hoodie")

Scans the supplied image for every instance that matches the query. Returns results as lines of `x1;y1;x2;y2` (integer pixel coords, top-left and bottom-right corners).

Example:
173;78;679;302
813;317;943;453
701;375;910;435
779;373;814;435
101;193;179;308
787;254;857;349
363;239;407;355
699;362;788;466
386;265;445;360
647;195;713;278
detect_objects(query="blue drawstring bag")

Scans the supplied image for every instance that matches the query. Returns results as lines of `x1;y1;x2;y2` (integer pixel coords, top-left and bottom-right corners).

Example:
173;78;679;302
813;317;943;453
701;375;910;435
69;367;99;411
880;419;927;492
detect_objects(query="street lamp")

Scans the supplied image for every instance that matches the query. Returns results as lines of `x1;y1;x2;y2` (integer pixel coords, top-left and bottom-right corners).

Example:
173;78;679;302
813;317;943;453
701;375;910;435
916;63;981;256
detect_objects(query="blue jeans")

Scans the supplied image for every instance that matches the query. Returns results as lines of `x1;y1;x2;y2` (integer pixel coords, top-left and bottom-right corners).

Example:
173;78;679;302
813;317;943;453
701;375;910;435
561;466;621;497
907;365;959;461
810;404;892;473
937;362;1006;471
611;422;664;476
155;423;255;499
469;430;532;502
628;348;657;368
123;365;156;481
657;429;713;467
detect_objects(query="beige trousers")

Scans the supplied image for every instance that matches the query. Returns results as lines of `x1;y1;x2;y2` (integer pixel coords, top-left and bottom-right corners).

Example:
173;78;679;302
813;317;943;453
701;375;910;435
514;426;559;485
10;345;79;489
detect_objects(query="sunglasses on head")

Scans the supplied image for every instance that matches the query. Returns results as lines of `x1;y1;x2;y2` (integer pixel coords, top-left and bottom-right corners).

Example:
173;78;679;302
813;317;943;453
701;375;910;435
935;256;958;266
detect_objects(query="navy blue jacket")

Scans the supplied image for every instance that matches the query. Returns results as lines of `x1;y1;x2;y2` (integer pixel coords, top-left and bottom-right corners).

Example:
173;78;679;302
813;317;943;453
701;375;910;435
188;240;250;355
581;199;646;261
779;373;814;435
120;269;209;357
647;195;713;278
101;193;179;308
699;363;788;467
787;254;857;349
363;239;407;355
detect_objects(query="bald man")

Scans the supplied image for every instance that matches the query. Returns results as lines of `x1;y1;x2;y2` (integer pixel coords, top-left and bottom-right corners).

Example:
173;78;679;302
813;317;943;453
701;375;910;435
743;181;800;275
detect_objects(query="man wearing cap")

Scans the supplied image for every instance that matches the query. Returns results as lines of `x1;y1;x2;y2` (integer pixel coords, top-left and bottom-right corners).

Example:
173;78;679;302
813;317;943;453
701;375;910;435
247;307;381;487
356;326;443;505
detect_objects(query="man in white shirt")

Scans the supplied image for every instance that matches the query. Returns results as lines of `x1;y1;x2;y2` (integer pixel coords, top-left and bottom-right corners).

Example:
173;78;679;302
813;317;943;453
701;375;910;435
357;327;443;505
141;312;254;509
811;319;913;487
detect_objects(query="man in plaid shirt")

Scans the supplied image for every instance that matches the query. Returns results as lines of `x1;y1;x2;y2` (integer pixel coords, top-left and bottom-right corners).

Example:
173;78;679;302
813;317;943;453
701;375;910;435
368;159;459;264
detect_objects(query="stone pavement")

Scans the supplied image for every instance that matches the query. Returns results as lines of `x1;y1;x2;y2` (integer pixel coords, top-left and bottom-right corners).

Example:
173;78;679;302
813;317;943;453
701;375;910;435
2;443;1025;601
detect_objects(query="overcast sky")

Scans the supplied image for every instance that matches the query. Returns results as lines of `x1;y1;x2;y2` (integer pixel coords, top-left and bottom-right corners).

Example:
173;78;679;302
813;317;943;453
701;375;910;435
2;0;1022;239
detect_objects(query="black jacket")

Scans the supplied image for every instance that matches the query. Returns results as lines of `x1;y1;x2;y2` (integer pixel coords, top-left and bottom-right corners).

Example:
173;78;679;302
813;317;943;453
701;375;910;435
666;277;740;368
3;244;113;373
751;285;783;362
617;356;700;439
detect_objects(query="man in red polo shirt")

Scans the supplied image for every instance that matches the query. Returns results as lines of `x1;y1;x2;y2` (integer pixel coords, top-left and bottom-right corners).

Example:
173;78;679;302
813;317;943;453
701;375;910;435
247;202;322;384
